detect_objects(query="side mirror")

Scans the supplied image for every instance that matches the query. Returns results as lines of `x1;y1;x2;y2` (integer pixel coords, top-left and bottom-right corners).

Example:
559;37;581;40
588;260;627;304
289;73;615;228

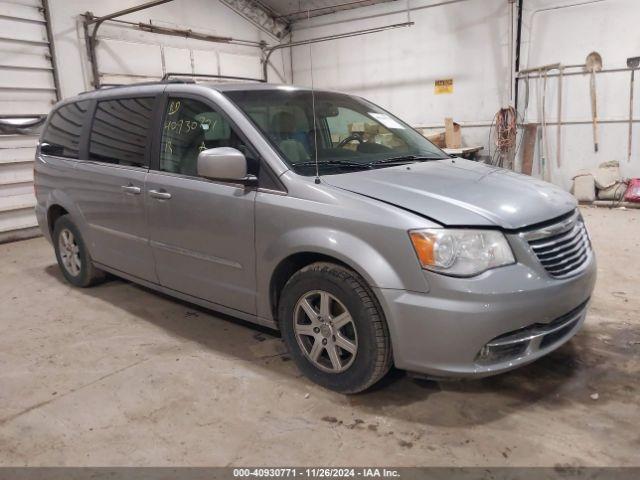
197;147;257;185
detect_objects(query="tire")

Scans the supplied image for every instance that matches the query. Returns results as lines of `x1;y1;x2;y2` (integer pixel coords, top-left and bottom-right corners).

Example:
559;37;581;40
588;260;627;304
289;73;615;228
53;214;104;287
279;262;392;393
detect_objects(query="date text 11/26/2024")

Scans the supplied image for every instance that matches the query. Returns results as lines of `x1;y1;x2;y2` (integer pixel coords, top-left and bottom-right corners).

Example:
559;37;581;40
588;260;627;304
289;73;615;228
233;468;400;478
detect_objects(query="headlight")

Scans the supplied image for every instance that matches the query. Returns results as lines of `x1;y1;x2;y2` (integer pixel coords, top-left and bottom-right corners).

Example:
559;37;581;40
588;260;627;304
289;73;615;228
409;229;515;276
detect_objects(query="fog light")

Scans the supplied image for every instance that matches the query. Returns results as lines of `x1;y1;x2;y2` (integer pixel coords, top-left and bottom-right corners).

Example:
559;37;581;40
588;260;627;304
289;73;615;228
476;342;528;364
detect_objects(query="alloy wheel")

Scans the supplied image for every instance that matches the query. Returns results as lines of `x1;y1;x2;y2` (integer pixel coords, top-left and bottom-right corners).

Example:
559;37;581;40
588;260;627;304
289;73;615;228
58;228;81;277
293;290;358;373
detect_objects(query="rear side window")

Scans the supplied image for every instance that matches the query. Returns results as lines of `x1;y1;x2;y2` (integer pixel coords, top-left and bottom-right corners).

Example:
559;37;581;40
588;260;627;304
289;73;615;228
41;101;89;158
89;97;154;167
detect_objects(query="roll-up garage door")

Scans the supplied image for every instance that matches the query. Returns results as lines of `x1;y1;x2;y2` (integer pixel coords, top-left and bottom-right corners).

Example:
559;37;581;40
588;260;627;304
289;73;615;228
0;0;59;243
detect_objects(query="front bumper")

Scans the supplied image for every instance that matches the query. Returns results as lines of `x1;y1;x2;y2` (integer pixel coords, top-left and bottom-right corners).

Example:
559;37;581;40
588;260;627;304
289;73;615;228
375;249;596;378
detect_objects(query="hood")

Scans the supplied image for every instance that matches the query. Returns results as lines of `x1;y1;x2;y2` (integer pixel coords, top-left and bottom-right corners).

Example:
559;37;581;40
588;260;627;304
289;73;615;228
323;159;576;229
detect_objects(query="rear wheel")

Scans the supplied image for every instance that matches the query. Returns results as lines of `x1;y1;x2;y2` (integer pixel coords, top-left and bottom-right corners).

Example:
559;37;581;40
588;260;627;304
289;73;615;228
53;215;104;287
279;262;392;393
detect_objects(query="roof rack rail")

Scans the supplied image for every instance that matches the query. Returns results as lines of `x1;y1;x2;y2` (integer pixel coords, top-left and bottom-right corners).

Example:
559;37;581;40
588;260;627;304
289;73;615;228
78;77;193;95
77;72;264;96
161;72;266;83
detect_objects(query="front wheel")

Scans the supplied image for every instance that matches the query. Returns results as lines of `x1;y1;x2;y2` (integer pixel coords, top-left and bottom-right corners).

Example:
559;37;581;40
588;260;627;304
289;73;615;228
279;262;392;393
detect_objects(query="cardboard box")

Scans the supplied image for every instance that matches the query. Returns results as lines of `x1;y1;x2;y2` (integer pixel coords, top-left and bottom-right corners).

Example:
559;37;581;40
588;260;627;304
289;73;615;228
573;174;596;202
348;122;380;135
377;133;405;149
444;117;461;148
348;122;365;133
422;130;446;148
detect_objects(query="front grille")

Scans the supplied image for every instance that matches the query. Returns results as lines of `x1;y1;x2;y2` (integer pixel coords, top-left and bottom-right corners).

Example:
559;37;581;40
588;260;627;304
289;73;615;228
524;211;592;278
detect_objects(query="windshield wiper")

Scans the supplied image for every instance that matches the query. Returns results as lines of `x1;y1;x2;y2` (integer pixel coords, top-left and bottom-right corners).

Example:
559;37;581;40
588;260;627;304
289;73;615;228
367;155;448;166
291;156;447;172
292;160;371;170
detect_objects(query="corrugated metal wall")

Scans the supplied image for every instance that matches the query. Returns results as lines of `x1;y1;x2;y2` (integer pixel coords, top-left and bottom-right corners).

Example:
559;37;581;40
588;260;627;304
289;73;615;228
0;0;58;243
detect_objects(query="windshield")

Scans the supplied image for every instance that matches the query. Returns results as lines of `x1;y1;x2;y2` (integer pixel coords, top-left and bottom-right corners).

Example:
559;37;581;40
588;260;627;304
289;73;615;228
223;88;448;175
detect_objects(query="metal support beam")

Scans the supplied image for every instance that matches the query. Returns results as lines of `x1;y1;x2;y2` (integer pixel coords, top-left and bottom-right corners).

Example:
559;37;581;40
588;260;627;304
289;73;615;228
262;21;414;82
98;17;266;47
128;21;234;43
516;66;632;79
513;0;523;117
84;0;175;88
83;0;285;89
218;0;289;39
275;0;395;21
85;0;174;26
42;0;61;101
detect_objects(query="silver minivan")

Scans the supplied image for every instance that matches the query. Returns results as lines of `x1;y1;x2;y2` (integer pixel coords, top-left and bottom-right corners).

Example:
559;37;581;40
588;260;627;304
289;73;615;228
34;81;596;393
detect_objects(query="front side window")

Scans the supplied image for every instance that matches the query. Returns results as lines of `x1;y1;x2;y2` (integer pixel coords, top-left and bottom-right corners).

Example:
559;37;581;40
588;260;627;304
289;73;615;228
89;97;154;167
160;97;257;177
41;101;89;158
224;89;448;176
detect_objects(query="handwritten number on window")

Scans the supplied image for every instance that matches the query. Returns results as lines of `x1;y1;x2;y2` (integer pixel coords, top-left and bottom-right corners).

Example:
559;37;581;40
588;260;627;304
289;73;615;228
168;100;181;116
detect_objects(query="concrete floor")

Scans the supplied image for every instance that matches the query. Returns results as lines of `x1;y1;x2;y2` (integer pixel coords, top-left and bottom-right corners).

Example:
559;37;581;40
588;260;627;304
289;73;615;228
0;206;638;467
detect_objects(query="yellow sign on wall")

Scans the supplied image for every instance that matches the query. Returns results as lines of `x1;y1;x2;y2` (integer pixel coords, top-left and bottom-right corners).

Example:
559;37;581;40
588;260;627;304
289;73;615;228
434;79;454;95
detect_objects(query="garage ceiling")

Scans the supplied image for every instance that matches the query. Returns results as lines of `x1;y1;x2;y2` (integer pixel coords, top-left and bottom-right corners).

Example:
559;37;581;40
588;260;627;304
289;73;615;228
256;0;398;21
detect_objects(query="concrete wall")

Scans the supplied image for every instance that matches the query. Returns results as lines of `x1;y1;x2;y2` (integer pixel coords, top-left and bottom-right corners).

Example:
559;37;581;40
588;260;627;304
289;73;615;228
290;0;640;189
47;0;291;98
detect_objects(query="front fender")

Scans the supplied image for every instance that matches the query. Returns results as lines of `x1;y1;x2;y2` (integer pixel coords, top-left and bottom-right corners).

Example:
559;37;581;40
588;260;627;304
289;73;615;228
254;180;434;324
267;226;407;290
256;225;429;323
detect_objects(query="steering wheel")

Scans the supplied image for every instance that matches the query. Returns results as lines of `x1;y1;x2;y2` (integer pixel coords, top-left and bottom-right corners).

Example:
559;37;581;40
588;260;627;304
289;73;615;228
337;132;364;149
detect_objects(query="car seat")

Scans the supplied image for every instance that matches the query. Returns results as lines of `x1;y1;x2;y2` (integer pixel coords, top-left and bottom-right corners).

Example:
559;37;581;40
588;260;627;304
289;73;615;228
270;111;310;163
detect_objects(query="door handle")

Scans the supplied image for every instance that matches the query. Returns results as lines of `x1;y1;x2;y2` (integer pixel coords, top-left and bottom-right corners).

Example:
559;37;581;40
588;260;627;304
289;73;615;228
121;185;141;195
149;189;172;200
